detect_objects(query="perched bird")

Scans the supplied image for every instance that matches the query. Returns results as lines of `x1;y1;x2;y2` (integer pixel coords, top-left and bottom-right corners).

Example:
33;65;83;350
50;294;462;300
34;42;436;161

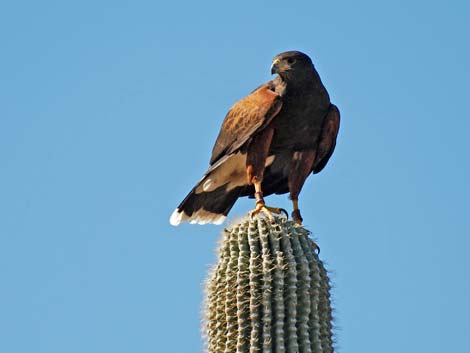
170;51;340;226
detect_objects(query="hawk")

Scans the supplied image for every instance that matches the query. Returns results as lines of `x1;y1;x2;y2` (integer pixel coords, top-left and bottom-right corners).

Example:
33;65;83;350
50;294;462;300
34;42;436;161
170;51;340;226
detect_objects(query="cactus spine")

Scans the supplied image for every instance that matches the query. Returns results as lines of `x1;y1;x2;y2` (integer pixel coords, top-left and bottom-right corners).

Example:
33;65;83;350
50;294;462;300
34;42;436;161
204;216;333;353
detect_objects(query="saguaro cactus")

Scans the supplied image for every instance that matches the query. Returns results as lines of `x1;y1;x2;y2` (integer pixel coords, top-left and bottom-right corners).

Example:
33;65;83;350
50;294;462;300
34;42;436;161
204;216;333;353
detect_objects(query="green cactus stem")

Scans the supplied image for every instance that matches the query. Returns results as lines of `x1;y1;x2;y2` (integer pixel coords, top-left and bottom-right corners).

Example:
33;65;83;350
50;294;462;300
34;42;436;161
204;216;334;353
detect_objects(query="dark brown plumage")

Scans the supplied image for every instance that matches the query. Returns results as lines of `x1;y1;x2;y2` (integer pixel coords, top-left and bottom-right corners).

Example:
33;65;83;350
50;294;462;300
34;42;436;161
170;51;340;226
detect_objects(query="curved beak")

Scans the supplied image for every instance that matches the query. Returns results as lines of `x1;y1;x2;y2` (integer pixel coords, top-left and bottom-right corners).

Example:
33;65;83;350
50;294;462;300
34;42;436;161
270;58;280;75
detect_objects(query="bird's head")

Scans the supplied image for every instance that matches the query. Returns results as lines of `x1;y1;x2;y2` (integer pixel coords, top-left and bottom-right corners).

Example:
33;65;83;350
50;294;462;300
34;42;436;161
270;51;314;80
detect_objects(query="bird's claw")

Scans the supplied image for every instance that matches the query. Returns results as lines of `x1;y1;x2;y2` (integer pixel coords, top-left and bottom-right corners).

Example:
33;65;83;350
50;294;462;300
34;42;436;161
249;204;286;222
279;208;289;219
291;209;303;225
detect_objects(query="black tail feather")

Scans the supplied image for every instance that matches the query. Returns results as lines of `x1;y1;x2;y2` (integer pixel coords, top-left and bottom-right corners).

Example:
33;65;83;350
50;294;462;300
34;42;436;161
178;184;243;217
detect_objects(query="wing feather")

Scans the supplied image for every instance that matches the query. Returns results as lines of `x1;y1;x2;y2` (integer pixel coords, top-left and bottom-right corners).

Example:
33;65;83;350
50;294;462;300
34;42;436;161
210;83;282;165
313;104;340;174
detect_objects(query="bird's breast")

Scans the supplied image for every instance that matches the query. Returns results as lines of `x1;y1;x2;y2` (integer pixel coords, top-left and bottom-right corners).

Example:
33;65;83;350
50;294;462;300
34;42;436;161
270;95;329;152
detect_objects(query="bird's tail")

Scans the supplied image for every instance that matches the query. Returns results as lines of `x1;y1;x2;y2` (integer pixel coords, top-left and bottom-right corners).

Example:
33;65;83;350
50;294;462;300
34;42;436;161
170;152;248;226
169;182;242;226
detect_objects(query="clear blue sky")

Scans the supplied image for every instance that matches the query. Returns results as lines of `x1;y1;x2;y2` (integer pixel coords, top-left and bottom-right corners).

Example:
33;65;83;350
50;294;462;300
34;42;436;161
1;1;469;352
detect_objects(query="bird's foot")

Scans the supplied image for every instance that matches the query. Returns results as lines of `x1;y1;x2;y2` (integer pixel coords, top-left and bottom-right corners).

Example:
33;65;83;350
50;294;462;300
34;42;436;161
291;209;303;225
249;192;287;222
292;209;320;253
249;203;287;222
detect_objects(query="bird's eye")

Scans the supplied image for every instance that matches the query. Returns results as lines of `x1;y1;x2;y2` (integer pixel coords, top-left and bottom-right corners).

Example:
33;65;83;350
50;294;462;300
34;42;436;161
287;58;296;64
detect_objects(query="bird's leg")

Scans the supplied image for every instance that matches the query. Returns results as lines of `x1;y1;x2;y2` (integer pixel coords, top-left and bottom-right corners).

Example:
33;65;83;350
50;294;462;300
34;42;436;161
248;181;287;221
291;199;303;224
246;126;286;221
288;150;317;225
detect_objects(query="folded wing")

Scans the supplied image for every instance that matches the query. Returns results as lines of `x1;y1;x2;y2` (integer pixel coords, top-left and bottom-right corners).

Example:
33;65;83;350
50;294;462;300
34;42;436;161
170;84;283;226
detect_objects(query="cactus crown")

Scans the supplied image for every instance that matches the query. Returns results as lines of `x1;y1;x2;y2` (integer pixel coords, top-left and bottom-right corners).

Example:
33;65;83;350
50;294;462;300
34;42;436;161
204;216;333;353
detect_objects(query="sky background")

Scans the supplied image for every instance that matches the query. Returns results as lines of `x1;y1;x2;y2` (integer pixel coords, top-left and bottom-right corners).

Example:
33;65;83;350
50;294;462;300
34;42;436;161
1;1;469;352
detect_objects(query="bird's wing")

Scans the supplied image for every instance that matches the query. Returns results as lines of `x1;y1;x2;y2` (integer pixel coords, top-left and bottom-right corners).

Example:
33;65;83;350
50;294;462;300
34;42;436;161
210;83;283;165
313;104;340;174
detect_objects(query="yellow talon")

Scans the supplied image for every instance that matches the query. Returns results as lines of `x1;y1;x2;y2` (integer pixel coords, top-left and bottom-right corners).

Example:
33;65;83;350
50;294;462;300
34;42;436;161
250;188;287;221
248;203;287;222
